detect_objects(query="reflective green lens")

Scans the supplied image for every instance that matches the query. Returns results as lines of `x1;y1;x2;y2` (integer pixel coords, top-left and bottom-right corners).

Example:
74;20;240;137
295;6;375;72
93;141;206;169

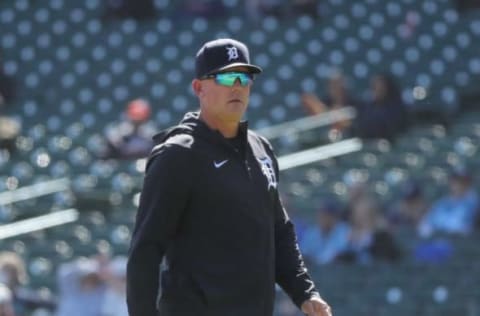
214;72;253;87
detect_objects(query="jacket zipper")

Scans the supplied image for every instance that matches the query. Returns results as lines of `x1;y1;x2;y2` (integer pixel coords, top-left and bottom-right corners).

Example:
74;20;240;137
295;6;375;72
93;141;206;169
232;147;251;181
222;138;252;181
244;159;252;180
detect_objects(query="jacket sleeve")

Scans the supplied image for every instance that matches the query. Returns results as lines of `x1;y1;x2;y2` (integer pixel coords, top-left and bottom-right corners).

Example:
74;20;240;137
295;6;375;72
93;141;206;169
126;143;193;316
274;193;321;308
262;136;320;308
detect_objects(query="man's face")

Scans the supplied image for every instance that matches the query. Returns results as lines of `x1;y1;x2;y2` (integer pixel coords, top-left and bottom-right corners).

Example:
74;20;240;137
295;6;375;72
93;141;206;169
317;211;337;232
449;177;469;197
193;67;252;124
80;274;102;290
328;75;346;100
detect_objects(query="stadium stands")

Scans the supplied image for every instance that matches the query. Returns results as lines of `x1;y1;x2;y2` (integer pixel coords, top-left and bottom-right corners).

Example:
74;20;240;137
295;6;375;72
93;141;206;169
1;0;479;315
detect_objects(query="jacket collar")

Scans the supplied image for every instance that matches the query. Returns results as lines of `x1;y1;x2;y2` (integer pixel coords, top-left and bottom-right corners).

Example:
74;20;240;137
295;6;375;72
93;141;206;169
153;111;250;156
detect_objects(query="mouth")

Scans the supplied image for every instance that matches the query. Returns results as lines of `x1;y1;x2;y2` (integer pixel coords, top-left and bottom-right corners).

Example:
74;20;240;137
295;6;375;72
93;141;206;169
228;99;243;104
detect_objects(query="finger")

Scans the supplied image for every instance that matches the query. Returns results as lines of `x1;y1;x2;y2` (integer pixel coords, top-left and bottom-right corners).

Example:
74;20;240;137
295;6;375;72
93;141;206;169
315;302;330;316
322;305;332;316
302;302;314;315
310;304;323;316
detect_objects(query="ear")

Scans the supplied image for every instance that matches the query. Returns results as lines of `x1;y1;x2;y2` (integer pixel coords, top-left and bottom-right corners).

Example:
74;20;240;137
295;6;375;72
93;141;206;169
192;79;203;97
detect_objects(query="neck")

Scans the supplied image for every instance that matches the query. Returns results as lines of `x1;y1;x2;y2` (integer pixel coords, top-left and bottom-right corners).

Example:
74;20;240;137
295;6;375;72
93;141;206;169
199;111;239;138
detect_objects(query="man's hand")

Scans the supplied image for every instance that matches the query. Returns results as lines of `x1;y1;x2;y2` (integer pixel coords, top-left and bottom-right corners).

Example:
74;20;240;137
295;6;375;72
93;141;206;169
301;296;332;316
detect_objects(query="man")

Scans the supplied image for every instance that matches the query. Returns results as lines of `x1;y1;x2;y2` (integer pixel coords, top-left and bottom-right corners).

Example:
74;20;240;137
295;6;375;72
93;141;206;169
418;167;479;237
127;38;332;316
55;257;106;316
300;199;350;265
101;98;155;160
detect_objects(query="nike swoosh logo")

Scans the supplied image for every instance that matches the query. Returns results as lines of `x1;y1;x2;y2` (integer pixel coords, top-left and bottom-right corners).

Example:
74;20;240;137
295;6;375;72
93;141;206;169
214;160;228;168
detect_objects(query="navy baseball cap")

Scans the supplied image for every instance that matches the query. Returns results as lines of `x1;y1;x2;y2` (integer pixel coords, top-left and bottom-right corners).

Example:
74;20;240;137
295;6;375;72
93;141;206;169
317;198;342;217
195;38;263;79
449;166;471;182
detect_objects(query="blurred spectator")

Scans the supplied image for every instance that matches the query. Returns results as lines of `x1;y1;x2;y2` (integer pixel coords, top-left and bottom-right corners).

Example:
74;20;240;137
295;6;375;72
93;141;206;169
55;257;107;316
353;74;408;141
413;238;454;264
342;180;370;220
0;54;20;154
0;283;15;316
0;252;55;315
302;72;359;140
245;0;286;22
338;197;401;264
101;256;128;316
177;0;226;19
102;0;157;20
300;199;350;265
0;117;20;154
418;167;479;237
100;98;156;160
388;181;429;229
455;0;480;12
291;0;320;18
245;0;320;21
0;54;15;106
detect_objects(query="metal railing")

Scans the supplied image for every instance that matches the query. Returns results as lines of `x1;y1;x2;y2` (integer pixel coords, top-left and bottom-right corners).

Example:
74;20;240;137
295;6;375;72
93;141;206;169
257;106;356;140
278;138;362;171
0;177;70;206
0;178;74;239
0;208;79;240
257;106;362;170
0;106;359;239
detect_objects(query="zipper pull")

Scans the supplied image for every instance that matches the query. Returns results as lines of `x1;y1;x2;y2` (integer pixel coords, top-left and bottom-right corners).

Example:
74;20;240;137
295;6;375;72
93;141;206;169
245;161;252;179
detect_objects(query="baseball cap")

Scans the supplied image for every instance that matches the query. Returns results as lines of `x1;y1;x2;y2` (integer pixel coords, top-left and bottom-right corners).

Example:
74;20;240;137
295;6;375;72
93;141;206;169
449;165;471;182
402;181;422;200
317;198;342;217
195;38;262;79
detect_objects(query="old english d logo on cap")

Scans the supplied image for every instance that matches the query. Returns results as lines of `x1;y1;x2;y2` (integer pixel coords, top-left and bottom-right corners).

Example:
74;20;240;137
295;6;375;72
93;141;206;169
195;38;263;78
226;46;239;61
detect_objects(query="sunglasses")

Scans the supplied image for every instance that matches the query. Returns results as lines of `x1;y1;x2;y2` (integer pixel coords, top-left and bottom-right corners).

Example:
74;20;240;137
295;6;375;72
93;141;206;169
202;72;254;87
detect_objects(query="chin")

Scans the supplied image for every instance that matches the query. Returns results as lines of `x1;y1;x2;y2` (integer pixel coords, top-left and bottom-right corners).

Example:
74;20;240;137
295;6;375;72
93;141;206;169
226;104;246;115
223;113;244;123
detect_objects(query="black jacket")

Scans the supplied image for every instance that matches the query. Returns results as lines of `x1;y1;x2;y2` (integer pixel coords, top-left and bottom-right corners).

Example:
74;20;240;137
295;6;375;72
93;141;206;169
127;112;319;316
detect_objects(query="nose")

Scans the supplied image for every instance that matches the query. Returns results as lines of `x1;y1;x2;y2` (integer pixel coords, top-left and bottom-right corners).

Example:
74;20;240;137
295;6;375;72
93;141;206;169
231;78;246;90
233;78;242;87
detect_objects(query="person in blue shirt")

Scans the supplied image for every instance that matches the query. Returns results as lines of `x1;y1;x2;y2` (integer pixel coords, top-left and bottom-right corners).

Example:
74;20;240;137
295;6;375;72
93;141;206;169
55;258;106;316
300;199;351;265
337;196;401;264
419;167;479;237
387;181;429;230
